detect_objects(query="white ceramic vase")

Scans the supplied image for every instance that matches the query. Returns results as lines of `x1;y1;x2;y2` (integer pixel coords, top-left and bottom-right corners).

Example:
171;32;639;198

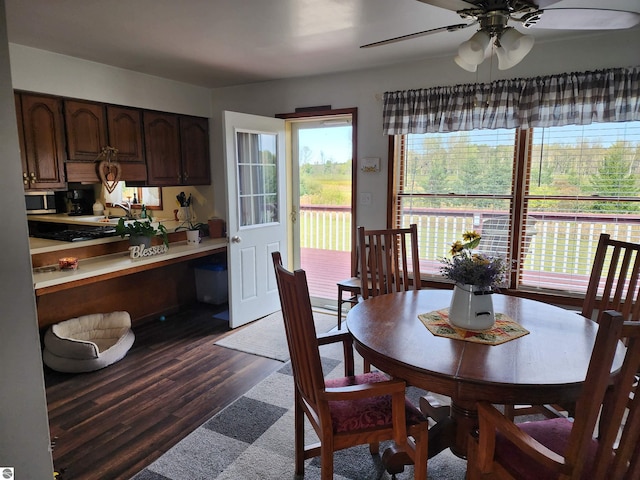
448;284;495;331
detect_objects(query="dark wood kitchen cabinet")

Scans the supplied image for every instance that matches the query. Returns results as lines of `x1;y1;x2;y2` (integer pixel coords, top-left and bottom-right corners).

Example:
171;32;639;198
64;99;106;162
145;111;210;186
144;111;181;186
64;99;147;182
180;115;210;185
15;93;67;190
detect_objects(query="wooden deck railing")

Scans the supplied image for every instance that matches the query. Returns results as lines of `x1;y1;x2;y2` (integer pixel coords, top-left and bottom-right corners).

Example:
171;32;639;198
299;205;640;300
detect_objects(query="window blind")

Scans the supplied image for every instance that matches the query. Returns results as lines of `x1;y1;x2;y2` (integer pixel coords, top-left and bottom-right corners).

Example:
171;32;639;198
394;121;640;295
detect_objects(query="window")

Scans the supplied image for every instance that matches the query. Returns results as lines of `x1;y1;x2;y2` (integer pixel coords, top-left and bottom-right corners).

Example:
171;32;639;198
393;121;640;297
236;131;278;227
104;183;162;210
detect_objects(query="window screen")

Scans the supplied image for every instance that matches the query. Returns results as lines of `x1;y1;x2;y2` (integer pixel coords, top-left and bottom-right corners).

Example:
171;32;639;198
395;129;517;286
395;121;640;295
522;122;640;294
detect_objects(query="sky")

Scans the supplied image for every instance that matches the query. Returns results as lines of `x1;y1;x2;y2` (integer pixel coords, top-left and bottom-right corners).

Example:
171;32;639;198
298;125;352;164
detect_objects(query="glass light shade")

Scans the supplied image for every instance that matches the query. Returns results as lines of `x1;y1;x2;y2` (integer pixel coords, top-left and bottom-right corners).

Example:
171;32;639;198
454;55;478;72
496;28;535;70
457;30;492;65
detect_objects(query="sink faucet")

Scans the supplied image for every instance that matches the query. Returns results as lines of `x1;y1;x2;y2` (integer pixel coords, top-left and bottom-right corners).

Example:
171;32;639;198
113;201;134;219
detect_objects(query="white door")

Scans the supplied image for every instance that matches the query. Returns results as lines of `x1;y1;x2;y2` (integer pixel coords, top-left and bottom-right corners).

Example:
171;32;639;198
223;111;287;328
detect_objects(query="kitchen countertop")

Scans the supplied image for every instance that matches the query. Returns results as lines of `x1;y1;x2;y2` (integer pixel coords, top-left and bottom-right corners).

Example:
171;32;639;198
33;237;228;291
28;213;176;227
28;213;187;255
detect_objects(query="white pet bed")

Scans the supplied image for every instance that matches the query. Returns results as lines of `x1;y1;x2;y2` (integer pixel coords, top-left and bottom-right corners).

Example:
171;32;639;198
43;311;135;373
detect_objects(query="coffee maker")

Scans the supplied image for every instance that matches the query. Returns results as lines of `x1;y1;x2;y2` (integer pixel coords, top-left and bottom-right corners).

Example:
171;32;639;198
55;187;95;216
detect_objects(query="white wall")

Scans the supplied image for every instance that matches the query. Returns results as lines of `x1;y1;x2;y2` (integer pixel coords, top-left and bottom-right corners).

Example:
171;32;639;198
210;28;640;229
10;44;217;222
0;2;54;477
10;43;213;117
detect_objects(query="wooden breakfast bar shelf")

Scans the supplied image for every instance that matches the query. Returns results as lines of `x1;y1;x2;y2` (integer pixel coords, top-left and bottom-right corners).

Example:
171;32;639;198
32;237;228;329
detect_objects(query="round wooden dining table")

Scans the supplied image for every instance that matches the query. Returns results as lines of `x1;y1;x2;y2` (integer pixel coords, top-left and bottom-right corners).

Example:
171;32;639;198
346;289;622;461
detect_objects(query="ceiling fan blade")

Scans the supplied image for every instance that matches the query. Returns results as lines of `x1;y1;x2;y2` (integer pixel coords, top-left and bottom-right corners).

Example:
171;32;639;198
360;23;473;49
528;8;640;30
415;0;478;12
417;0;564;11
533;0;563;8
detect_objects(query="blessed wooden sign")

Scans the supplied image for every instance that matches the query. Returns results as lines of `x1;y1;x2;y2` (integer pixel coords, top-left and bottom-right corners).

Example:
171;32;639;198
128;243;168;258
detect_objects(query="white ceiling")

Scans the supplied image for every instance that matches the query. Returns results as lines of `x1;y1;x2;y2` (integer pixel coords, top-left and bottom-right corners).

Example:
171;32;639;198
5;0;640;89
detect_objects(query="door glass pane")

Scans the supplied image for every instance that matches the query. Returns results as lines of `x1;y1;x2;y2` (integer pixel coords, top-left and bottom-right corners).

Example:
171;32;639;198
294;119;353;304
236;131;279;227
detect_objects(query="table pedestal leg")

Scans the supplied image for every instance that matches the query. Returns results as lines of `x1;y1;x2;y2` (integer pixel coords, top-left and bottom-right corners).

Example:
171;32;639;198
378;397;479;475
450;399;478;459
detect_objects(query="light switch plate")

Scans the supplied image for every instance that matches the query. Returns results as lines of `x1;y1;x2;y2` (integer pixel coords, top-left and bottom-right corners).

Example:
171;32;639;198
360;192;372;205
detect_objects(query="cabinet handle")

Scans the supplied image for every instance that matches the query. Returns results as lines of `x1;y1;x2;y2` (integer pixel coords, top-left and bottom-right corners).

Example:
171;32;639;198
183;171;189;182
177;171;181;183
29;172;37;183
23;172;28;185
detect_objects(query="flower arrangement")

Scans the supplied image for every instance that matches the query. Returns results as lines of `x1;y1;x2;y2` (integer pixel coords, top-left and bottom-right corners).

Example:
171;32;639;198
440;231;507;290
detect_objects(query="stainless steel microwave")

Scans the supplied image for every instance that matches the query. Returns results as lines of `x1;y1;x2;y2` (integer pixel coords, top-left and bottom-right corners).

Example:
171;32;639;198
25;190;57;214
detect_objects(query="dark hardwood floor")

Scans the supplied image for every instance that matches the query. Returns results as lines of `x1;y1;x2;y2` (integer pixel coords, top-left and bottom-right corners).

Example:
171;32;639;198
44;303;283;480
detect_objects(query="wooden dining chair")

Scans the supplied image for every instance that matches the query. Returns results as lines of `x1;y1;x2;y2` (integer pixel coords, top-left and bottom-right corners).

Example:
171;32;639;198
336;244;365;329
336;276;360;329
355;224;448;419
505;233;640;421
582;233;640;324
271;252;429;480
467;310;640;480
357;224;421;300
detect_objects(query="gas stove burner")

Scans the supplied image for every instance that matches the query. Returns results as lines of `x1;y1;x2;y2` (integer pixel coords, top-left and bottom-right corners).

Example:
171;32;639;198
33;226;117;242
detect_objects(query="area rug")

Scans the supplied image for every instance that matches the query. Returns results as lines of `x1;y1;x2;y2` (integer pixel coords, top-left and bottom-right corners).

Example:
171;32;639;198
131;341;468;480
214;310;339;361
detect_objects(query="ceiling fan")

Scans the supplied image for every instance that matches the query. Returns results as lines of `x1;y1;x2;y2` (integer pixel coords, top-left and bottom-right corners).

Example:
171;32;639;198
361;0;640;71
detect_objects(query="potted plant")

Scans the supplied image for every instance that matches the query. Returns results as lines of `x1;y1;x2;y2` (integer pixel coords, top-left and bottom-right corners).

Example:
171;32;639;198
115;218;169;248
175;220;206;245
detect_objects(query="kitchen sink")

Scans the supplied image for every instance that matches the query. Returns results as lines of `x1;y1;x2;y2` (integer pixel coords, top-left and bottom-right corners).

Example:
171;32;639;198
82;216;148;225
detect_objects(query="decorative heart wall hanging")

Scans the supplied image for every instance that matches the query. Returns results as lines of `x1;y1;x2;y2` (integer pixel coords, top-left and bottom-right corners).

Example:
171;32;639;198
95;146;121;193
98;160;122;193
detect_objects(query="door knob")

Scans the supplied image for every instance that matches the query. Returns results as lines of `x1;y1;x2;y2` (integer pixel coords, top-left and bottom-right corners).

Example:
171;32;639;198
231;236;242;243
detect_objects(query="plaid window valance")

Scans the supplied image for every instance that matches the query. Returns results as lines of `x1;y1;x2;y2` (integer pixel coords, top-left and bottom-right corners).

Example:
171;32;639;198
382;66;640;135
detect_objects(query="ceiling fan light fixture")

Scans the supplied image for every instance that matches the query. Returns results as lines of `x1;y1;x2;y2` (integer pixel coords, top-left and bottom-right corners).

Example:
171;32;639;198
496;28;535;70
457;30;492;65
454;55;478;72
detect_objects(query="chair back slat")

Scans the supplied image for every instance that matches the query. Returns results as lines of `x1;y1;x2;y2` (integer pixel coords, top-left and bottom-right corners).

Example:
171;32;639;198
560;311;624;478
272;252;325;409
592;319;640;479
582;234;640;323
358;224;421;300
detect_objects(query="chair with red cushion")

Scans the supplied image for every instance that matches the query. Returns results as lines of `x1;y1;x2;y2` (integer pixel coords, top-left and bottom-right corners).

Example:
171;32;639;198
467;310;640;480
582;233;640;323
505;233;640;420
271;252;429;480
357;224;421;301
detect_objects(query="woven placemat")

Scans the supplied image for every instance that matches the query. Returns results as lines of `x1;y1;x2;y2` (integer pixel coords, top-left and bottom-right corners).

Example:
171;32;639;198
418;308;530;345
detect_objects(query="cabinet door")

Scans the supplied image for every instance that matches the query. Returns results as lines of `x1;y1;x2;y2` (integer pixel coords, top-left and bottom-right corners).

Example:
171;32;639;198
14;94;29;189
64;99;107;162
107;105;144;164
21;94;66;189
180;116;210;185
144;111;181;186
